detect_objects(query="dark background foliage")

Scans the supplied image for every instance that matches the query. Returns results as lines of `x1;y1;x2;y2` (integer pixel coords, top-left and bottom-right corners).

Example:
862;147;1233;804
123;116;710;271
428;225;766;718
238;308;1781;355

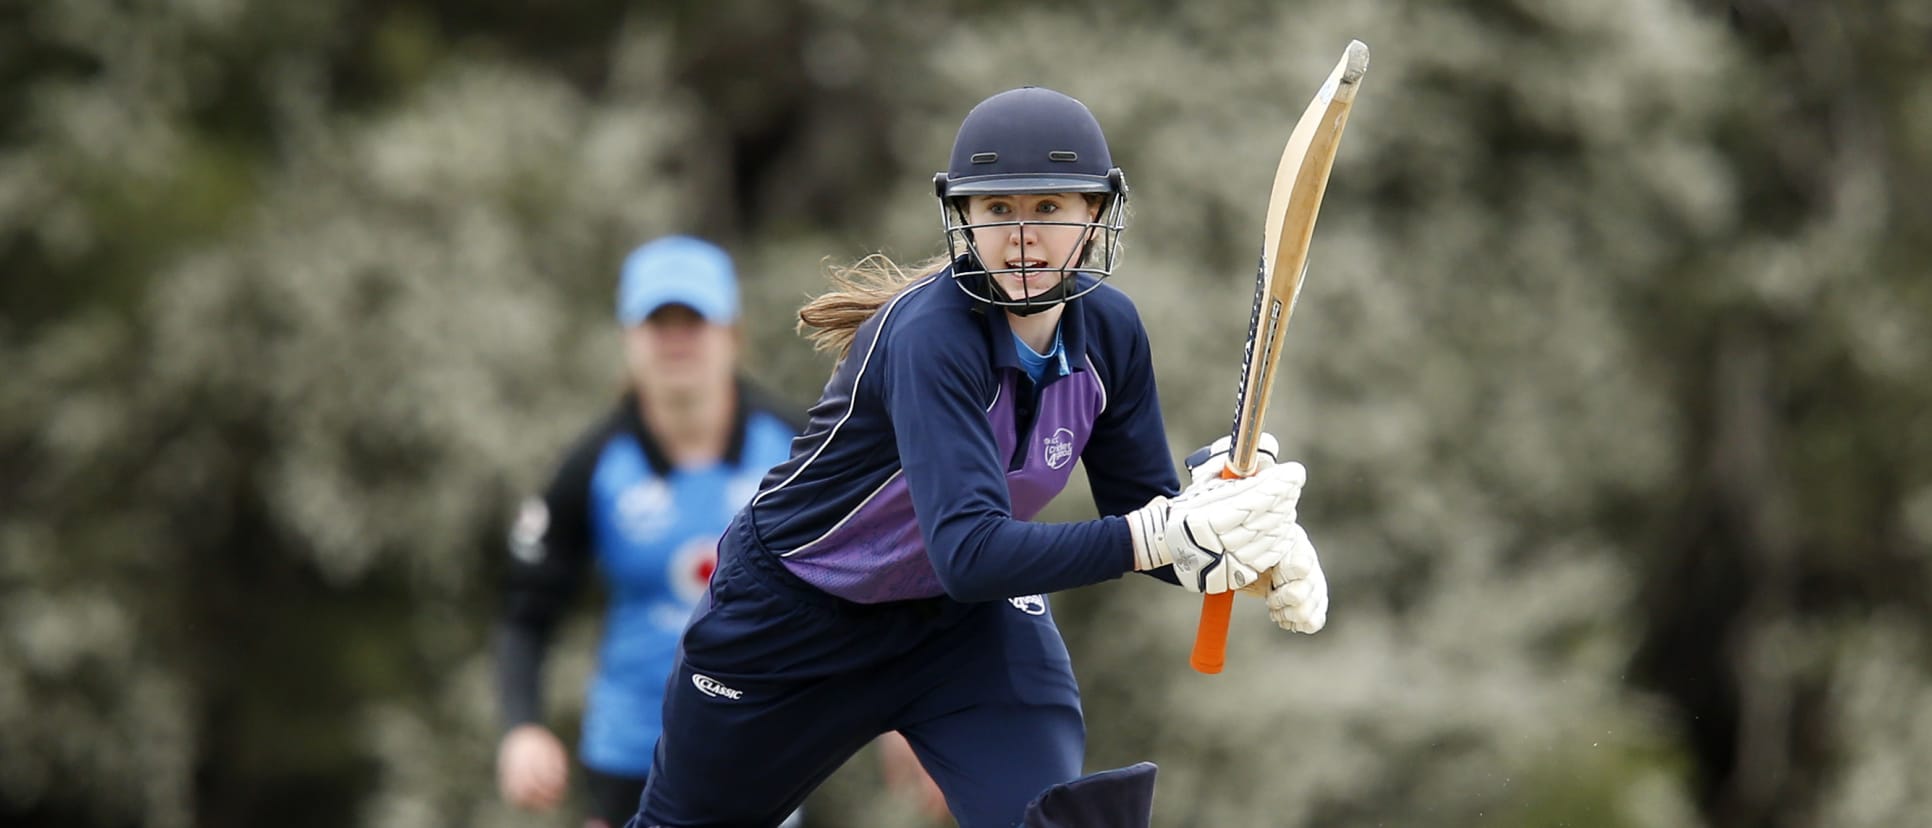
3;1;1928;826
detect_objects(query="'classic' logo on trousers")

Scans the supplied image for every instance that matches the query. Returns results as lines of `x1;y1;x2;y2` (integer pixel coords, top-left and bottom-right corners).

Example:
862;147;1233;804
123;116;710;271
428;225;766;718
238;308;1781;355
692;673;744;700
1008;594;1047;616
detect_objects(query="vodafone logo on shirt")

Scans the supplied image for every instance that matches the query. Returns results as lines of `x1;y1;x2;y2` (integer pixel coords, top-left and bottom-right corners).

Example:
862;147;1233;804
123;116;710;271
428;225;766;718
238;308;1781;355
668;537;719;605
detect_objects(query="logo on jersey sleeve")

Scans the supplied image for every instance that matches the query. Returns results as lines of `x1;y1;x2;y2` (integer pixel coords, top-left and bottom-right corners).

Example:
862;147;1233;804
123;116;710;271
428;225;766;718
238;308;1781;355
508;498;549;564
1043;427;1075;470
1008;594;1048;616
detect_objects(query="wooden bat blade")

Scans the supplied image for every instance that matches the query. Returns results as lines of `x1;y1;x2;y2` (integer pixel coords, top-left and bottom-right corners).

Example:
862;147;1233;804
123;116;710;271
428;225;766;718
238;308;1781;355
1192;40;1368;676
1226;39;1369;479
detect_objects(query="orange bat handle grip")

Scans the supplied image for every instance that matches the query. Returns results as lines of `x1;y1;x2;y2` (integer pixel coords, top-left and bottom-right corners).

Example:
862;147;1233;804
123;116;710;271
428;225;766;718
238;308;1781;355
1191;591;1235;674
1189;463;1248;674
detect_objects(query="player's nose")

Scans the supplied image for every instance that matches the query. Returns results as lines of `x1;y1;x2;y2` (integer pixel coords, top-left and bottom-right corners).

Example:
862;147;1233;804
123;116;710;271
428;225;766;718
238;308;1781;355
1007;221;1036;246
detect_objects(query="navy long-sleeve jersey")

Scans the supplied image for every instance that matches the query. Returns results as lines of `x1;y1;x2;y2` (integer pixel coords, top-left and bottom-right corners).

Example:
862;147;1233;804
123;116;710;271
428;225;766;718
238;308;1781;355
745;263;1182;604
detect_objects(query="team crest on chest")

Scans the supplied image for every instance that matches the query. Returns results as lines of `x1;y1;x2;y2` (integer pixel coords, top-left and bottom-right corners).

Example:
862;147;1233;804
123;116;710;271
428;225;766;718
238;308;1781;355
1042;427;1075;470
616;480;674;541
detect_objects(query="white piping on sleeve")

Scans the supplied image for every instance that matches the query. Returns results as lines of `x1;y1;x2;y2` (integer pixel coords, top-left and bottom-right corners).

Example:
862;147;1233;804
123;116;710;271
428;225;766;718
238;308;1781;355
1083;353;1108;415
751;275;939;507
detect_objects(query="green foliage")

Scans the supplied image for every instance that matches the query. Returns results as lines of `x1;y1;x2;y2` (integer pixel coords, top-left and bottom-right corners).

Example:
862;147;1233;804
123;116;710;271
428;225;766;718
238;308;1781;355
3;1;1930;827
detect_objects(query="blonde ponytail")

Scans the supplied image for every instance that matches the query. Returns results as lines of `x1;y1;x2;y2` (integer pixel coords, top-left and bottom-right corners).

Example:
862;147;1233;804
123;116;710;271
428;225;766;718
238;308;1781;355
797;253;951;357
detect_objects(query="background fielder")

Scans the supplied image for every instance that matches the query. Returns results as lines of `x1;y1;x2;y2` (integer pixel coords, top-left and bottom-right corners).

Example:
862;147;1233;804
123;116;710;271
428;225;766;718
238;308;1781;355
493;237;803;825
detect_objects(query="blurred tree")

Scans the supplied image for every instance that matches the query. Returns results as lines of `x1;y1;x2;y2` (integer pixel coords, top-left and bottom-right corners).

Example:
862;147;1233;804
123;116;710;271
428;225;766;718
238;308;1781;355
3;0;1930;827
1628;3;1932;827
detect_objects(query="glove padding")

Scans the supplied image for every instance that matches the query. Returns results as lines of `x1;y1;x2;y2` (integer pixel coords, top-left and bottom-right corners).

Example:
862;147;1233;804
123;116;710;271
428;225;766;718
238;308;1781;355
1240;523;1328;633
1127;460;1305;594
1183;433;1279;486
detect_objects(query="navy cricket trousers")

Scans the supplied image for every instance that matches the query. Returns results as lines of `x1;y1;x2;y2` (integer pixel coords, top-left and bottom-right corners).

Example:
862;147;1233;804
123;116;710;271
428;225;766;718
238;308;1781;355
630;521;1086;828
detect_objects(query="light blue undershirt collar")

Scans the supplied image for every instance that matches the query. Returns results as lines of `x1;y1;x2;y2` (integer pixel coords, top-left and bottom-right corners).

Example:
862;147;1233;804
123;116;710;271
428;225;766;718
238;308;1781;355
1013;326;1070;385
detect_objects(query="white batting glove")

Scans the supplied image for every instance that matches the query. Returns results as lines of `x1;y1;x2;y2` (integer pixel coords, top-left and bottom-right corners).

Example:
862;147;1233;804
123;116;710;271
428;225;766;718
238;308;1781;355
1261;523;1328;633
1127;461;1305;593
1183;432;1279;486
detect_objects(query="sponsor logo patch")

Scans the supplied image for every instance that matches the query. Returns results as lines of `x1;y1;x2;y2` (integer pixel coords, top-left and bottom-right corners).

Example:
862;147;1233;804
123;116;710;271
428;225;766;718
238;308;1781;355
1008;594;1047;616
617;480;674;541
667;536;720;606
691;673;743;700
1043;427;1075;470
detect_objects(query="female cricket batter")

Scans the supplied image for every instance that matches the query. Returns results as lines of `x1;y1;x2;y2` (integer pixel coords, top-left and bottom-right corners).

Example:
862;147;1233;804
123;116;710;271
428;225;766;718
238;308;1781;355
630;87;1329;828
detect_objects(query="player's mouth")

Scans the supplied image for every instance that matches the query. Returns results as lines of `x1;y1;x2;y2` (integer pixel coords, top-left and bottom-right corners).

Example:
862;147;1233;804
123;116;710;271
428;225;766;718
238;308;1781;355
1006;258;1050;273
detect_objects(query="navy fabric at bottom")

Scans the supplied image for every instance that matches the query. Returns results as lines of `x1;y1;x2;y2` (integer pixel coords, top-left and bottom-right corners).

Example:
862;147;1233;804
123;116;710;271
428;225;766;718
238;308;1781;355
1022;762;1158;828
629;519;1085;828
584;766;646;826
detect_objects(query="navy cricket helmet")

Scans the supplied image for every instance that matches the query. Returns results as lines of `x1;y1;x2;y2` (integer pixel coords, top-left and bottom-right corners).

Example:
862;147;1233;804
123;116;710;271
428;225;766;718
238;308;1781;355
932;87;1129;313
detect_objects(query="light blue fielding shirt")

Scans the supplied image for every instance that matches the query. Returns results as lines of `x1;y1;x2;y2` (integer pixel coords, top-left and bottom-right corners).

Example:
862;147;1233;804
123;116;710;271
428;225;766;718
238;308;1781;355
501;390;800;778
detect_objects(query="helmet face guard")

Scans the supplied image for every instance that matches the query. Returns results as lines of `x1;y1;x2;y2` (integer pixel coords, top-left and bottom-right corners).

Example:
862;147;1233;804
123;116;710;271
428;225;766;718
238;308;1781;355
934;178;1129;313
933;87;1130;314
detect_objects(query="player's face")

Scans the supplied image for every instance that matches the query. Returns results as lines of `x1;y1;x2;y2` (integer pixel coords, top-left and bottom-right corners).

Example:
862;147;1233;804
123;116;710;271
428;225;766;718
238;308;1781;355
963;193;1100;303
624;304;738;399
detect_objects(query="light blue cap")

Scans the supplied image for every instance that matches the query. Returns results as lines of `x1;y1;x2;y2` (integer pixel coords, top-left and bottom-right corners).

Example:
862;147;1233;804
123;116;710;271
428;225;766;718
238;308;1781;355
616;236;739;326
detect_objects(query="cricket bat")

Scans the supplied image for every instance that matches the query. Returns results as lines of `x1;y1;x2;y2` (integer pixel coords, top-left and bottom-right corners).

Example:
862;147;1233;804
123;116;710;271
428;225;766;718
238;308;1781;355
1191;39;1370;675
